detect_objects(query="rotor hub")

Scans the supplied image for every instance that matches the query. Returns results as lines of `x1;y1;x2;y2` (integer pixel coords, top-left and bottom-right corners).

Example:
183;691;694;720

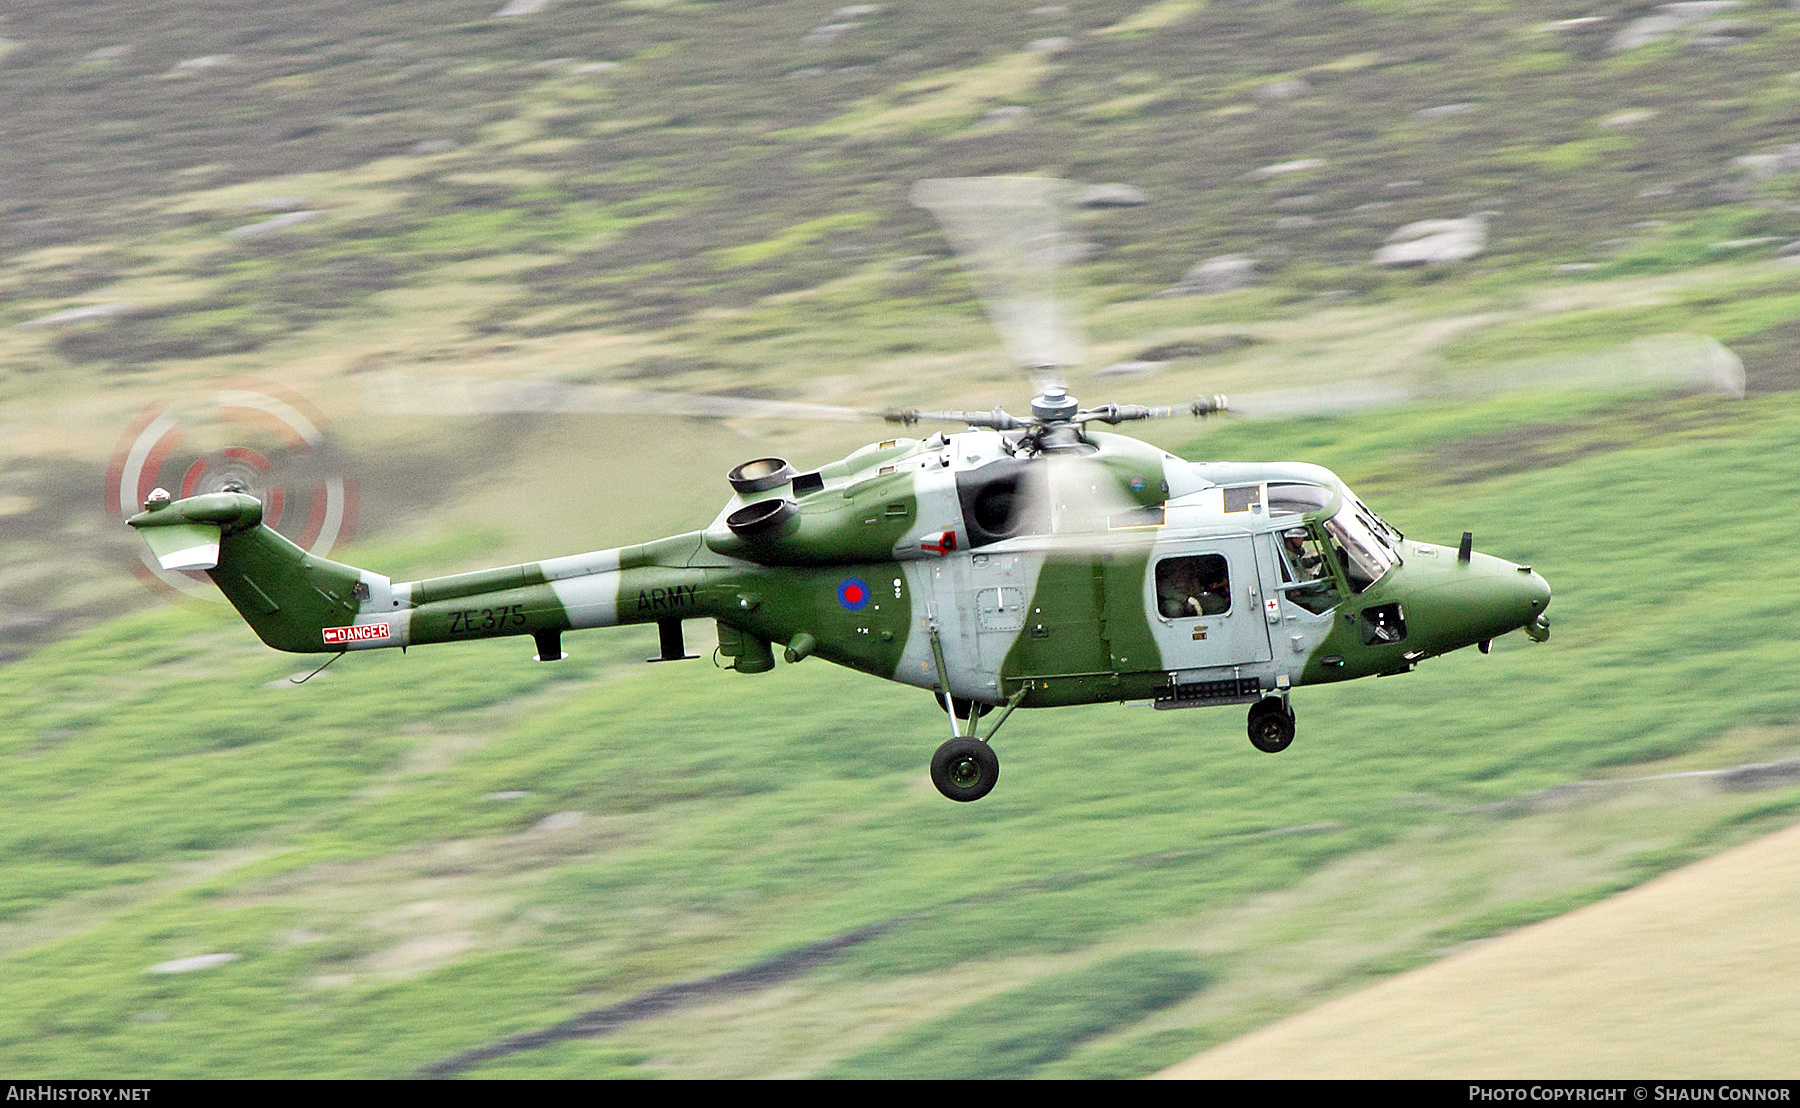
1030;387;1078;423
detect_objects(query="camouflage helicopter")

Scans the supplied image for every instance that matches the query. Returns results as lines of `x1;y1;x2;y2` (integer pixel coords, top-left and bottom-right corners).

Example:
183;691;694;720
124;384;1550;802
125;179;1742;802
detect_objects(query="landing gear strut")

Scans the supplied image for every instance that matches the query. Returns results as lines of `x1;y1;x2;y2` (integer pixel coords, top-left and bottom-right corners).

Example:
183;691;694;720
924;625;1027;802
1247;696;1295;754
925;688;1027;802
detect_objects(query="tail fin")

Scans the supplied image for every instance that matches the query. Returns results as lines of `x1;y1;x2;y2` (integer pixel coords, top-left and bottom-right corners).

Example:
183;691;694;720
129;491;371;653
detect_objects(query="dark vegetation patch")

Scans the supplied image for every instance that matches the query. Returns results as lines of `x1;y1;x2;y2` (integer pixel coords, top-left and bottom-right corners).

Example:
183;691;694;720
1731;315;1800;395
822;951;1212;1079
420;918;906;1078
1134;334;1260;361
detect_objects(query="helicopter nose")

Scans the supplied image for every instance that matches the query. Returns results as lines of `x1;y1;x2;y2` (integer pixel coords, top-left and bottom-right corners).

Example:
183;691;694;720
1513;566;1551;640
1408;553;1551;651
1525;569;1550;610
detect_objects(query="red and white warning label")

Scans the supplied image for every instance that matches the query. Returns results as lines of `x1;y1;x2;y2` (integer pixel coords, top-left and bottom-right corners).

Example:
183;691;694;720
323;623;389;645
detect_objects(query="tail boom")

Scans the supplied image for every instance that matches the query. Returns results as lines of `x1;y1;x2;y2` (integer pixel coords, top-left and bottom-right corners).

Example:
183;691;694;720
129;492;717;655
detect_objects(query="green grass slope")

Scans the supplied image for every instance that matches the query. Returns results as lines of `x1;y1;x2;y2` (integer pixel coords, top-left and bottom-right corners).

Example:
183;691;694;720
5;382;1800;1077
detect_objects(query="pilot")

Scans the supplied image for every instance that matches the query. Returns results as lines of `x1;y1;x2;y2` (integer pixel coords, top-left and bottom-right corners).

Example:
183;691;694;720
1283;529;1325;581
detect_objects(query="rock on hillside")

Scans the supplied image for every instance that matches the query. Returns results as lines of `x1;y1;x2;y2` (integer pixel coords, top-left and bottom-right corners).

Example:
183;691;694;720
1373;215;1489;267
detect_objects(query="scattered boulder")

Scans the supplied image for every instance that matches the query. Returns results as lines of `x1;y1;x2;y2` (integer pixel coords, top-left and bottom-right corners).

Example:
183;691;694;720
1542;16;1609;32
1074;183;1148;209
1708;237;1785;253
1054;239;1105;264
1373;214;1489;267
1413;102;1477;121
532;811;585;834
493;0;549;15
148;953;240;974
805;22;860;45
1161;254;1257;296
226;210;322;240
1026;36;1070;52
19;303;131;329
1247;158;1324;180
1600;109;1657;128
168;54;233;74
1609;2;1740;52
1254;78;1310;103
1734;144;1800;181
805;9;878;45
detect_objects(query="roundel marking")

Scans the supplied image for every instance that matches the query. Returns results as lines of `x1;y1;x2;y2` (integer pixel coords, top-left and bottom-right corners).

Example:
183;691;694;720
838;577;871;611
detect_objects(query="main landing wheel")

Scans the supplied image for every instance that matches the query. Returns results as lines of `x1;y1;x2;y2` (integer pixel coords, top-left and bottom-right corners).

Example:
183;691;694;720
931;737;999;803
1246;697;1295;754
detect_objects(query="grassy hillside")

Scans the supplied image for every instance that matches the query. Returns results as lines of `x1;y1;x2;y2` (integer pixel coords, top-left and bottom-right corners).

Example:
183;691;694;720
6;380;1800;1077
4;0;1800;1079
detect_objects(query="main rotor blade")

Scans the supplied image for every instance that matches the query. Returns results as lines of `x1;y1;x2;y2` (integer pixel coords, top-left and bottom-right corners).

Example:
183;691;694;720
1216;333;1744;420
1425;332;1746;401
363;374;873;422
911;176;1086;383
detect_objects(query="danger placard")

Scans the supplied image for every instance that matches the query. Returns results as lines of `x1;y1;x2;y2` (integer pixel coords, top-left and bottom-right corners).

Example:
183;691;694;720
323;623;389;644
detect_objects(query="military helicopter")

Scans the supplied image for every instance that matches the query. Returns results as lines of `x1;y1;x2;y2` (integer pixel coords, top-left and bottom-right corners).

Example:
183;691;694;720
126;179;1741;803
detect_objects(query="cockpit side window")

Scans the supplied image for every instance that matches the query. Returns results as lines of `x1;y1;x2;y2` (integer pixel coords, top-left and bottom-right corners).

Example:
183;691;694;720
1276;528;1340;614
1155;554;1231;619
1322;503;1398;593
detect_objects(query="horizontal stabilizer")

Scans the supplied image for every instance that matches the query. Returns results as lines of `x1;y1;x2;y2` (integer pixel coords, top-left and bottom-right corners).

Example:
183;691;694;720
141;522;222;571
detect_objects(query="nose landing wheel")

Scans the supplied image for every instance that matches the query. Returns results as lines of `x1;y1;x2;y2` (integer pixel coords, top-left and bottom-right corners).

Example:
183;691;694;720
1247;696;1295;754
931;737;999;802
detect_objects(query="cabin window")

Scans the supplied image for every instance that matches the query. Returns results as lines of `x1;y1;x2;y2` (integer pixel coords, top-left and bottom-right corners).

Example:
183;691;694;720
1156;554;1231;619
